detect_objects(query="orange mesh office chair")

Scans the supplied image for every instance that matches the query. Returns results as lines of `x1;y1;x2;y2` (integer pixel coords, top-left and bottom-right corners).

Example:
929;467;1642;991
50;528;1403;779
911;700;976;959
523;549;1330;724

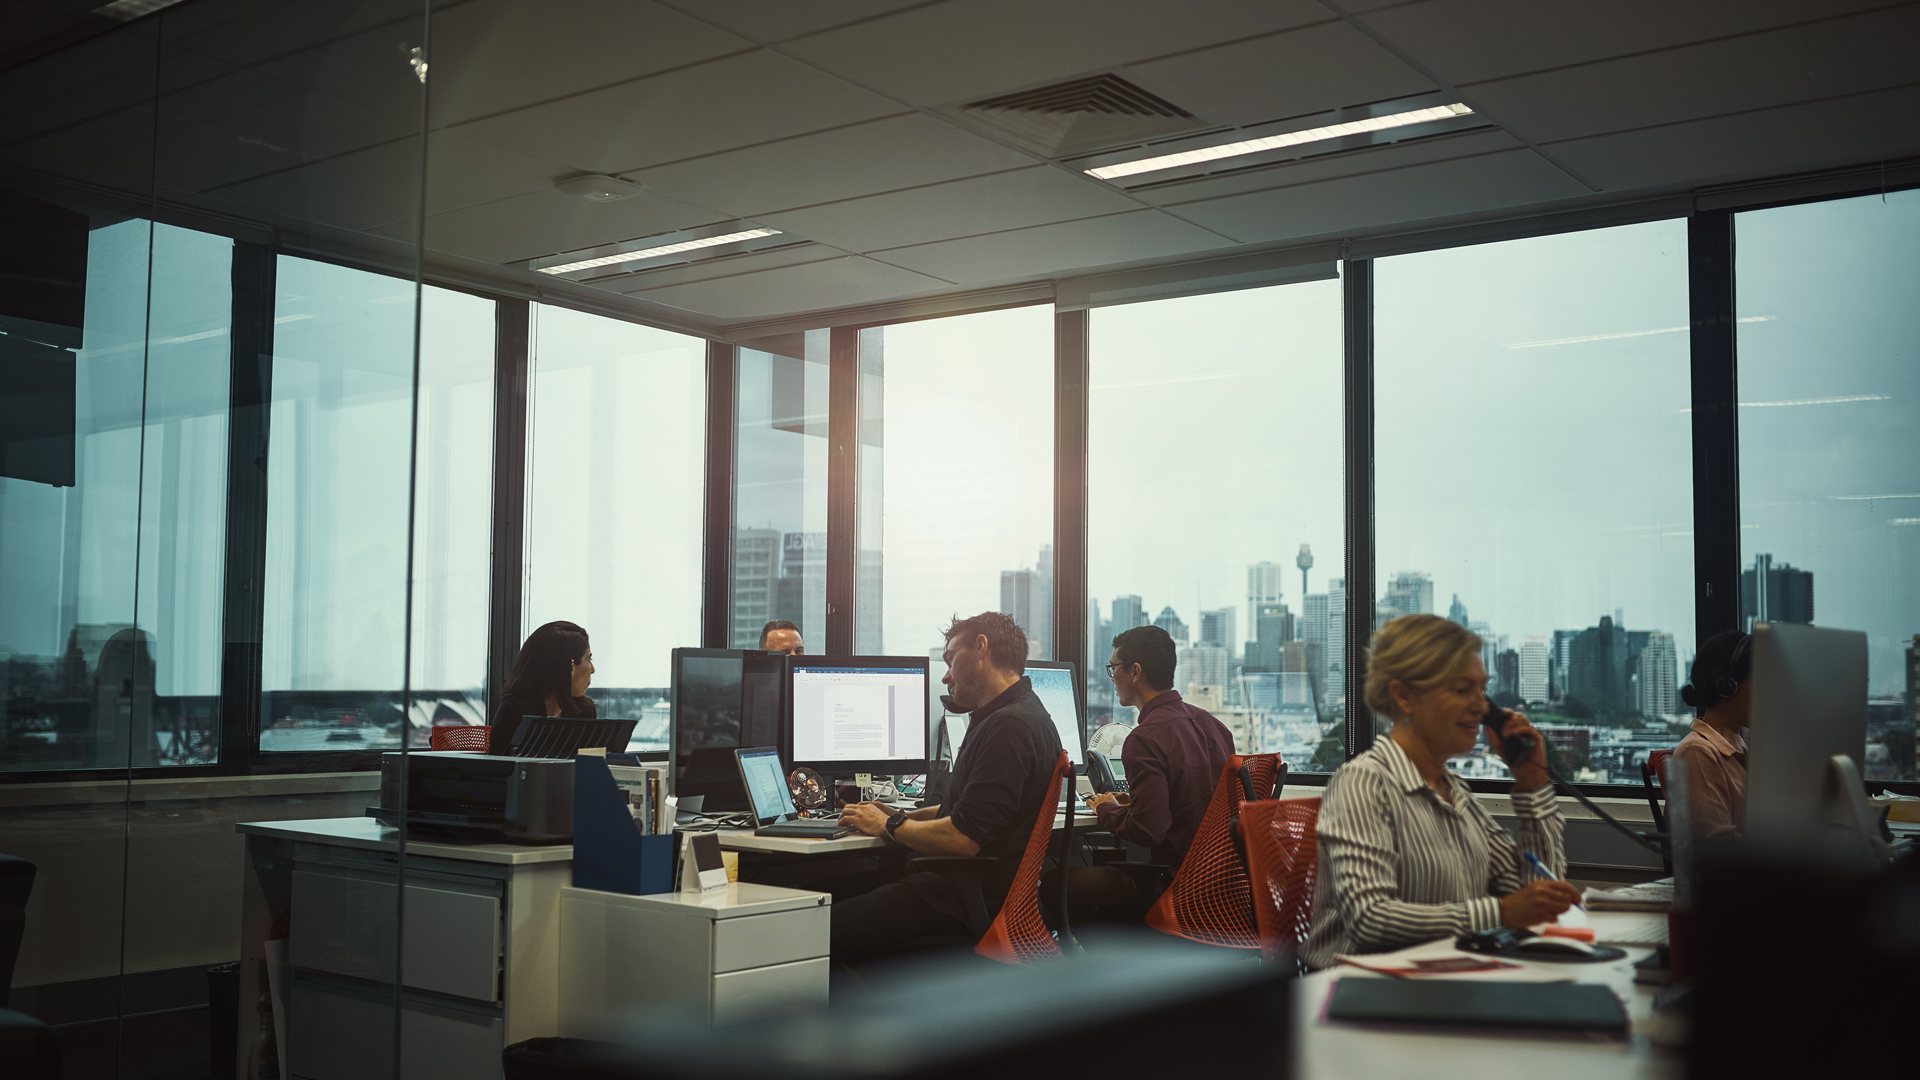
1240;797;1321;966
974;750;1072;964
430;725;490;752
1143;753;1284;948
1642;748;1675;874
909;750;1072;964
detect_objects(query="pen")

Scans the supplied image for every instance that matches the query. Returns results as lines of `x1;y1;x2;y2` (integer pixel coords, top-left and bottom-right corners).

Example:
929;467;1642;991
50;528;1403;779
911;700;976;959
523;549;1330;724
1523;851;1584;907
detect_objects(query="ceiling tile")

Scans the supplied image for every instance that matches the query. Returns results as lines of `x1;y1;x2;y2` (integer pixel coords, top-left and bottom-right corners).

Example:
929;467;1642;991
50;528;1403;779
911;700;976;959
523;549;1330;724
450;49;903;174
781;0;1333;107
756;166;1140;252
161;0;422;71
427;0;750;125
662;0;930;43
1171;148;1588;243
1125;20;1436;127
402;185;724;264
599;243;848;294
630;255;950;320
1137;128;1523;207
202;136;429;232
627;112;1038;218
1544;83;1920;190
1465;5;1920;145
872;209;1229;282
1362;0;1900;86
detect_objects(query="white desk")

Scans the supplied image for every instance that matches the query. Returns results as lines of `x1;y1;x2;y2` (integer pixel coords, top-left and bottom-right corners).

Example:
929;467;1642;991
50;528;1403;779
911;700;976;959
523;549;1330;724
1298;934;1675;1080
715;811;1101;855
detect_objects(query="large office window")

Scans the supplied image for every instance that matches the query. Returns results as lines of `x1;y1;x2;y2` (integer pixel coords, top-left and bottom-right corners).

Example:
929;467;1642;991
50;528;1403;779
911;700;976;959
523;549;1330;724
1087;281;1345;768
261;259;493;751
865;307;1055;664
732;333;828;652
1737;189;1920;782
1375;221;1695;785
1;219;231;771
522;305;704;752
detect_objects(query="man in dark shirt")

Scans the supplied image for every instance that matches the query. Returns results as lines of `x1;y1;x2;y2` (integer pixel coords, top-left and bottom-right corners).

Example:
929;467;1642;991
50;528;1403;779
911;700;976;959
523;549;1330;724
1075;625;1235;916
832;612;1062;960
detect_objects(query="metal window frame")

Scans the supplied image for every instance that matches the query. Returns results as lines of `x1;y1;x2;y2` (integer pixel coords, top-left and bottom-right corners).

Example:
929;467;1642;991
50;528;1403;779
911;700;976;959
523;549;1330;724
1053;309;1091;691
1342;258;1377;760
486;299;531;717
701;341;738;649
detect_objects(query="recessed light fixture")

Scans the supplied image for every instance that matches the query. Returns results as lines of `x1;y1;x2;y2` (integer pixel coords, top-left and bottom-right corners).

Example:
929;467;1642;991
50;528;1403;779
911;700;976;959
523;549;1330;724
535;228;781;275
1085;103;1474;181
554;174;646;202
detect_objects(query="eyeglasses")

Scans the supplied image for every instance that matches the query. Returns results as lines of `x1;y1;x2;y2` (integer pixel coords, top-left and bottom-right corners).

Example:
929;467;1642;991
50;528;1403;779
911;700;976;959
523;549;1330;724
1104;662;1132;677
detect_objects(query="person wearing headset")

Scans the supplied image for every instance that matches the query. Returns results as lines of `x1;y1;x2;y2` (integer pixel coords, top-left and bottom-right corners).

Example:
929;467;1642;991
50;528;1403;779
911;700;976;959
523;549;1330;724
1673;629;1751;838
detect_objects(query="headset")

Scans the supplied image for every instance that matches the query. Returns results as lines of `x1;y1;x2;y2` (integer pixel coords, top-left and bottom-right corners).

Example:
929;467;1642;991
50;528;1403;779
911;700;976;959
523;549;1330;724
1710;632;1753;700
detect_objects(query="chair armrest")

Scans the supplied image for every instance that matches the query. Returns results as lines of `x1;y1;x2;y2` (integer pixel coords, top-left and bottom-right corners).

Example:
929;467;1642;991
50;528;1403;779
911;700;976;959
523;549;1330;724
907;856;996;938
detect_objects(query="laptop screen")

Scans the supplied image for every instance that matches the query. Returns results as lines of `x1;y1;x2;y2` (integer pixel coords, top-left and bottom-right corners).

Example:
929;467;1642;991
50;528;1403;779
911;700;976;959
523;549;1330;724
737;747;797;825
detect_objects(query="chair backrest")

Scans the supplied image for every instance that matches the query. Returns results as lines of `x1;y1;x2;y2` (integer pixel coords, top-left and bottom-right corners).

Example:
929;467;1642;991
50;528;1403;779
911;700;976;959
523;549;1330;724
1143;753;1283;948
430;725;491;753
975;750;1071;965
1647;748;1674;795
1240;798;1321;966
0;854;37;1005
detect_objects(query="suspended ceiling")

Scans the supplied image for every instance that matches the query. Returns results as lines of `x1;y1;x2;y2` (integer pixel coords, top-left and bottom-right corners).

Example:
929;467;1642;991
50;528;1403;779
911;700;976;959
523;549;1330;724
2;0;1917;337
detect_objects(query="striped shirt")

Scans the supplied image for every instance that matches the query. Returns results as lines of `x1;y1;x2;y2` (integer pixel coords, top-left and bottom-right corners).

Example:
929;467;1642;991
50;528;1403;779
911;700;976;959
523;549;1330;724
1301;734;1566;969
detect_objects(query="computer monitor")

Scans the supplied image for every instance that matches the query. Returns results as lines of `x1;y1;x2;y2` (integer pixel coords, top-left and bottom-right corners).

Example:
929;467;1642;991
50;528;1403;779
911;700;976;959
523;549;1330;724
1744;621;1875;859
1023;661;1085;768
669;648;788;809
734;747;800;827
786;656;930;776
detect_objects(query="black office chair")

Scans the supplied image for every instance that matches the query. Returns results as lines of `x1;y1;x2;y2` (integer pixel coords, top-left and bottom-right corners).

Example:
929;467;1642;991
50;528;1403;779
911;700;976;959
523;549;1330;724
0;854;59;1080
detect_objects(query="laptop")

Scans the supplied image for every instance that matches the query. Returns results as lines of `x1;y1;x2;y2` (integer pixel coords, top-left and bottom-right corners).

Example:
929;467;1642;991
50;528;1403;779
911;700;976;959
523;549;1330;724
734;747;850;838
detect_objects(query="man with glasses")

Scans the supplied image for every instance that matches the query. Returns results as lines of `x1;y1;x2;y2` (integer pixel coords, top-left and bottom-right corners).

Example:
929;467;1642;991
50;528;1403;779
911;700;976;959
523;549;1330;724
1076;625;1236;918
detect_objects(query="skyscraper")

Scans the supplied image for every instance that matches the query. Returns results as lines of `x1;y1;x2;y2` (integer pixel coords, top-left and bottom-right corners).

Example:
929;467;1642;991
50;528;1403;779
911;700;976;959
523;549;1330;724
1248;561;1284;648
1519;635;1550;703
1742;552;1814;628
1639;631;1678;719
1568;615;1630;714
1181;644;1232;692
1448;594;1469;627
730;528;781;648
1385;571;1434;620
1198;607;1237;656
1111;595;1146;636
998;544;1052;658
1496;648;1519;699
1327;577;1346;705
1245;602;1294;672
1153;605;1189;643
1301;593;1329;681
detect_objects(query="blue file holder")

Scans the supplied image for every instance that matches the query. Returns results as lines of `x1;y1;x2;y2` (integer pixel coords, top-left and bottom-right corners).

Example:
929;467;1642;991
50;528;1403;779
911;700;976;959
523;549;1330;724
572;754;673;895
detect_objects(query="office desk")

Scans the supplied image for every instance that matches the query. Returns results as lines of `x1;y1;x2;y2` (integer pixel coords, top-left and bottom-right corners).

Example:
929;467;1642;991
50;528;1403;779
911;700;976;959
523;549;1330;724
1298;934;1673;1080
716;811;1102;855
236;818;572;1080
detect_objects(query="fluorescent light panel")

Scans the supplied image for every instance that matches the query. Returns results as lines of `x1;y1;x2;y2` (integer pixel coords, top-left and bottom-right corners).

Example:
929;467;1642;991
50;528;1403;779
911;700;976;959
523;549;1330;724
536;228;780;276
1086;103;1475;181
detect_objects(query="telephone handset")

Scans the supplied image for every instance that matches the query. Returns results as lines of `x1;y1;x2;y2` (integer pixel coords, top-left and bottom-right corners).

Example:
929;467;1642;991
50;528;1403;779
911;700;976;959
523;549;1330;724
1481;698;1538;769
1086;749;1128;794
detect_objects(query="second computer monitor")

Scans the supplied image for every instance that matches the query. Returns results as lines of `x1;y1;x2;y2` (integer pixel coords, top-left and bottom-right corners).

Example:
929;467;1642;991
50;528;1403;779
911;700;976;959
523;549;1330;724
1023;661;1085;768
787;656;930;776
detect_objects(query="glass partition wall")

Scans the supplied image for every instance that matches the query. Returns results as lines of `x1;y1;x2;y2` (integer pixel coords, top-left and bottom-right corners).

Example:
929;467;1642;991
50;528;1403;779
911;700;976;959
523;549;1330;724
0;0;431;1073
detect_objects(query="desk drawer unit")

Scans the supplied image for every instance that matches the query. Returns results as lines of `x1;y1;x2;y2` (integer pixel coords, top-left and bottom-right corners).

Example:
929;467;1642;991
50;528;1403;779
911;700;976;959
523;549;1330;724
559;884;830;1032
290;868;503;1002
289;977;501;1080
712;905;828;973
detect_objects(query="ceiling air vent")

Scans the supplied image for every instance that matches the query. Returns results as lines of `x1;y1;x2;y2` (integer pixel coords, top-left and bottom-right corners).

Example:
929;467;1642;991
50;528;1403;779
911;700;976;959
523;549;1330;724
958;74;1210;158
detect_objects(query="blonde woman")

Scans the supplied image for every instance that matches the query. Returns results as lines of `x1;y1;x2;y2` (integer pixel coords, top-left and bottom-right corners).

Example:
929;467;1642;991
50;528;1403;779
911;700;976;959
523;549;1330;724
1301;614;1579;968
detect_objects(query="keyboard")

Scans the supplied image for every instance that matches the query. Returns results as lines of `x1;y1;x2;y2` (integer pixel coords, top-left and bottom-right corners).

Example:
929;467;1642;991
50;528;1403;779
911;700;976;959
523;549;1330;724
755;819;852;839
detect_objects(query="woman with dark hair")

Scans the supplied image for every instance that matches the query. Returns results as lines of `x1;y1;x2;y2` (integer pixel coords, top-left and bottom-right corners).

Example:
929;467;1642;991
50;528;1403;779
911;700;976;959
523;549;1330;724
1674;629;1751;838
489;621;596;754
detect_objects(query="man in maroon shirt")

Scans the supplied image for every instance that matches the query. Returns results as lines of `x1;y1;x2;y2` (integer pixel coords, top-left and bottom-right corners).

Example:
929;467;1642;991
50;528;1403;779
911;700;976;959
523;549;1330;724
1090;625;1237;868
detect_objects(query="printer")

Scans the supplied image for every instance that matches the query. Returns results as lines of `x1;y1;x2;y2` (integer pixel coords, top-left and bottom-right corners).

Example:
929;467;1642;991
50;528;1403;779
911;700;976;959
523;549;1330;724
370;751;574;844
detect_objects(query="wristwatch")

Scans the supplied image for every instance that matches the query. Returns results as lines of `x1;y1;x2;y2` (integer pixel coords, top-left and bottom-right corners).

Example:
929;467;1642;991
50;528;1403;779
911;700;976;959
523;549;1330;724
884;811;909;841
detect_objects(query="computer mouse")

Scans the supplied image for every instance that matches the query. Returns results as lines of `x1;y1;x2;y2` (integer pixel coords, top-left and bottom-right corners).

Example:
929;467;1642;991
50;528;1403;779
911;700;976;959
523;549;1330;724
1513;936;1597;957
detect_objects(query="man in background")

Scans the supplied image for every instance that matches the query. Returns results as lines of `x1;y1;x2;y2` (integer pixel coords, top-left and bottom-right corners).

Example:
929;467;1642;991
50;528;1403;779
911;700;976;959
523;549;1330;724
759;619;804;654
